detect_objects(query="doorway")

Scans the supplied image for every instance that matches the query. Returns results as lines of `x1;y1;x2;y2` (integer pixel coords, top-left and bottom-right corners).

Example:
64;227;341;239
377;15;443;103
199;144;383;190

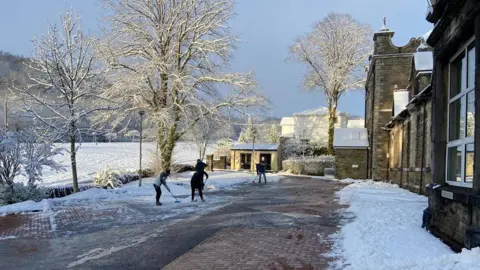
259;153;272;171
240;153;252;170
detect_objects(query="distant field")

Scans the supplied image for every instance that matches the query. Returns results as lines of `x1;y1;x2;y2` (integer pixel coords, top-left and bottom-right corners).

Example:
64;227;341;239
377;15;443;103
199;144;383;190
17;142;214;187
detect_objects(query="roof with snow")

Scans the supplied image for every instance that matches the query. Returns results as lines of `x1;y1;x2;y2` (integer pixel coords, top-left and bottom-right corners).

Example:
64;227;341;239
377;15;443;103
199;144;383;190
423;29;432;41
348;115;364;120
231;143;280;151
293;107;347;117
280;117;294;126
413;51;433;72
333;128;369;148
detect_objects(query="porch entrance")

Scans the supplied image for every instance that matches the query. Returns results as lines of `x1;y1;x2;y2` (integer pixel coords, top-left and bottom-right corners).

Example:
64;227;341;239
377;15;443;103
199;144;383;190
240;153;252;170
260;153;272;171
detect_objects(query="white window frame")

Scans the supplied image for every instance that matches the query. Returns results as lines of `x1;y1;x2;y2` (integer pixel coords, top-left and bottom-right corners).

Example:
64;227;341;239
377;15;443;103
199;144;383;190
446;37;476;188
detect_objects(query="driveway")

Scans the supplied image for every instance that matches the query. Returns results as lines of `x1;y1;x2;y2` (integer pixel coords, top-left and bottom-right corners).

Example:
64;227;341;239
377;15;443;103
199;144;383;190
0;176;347;270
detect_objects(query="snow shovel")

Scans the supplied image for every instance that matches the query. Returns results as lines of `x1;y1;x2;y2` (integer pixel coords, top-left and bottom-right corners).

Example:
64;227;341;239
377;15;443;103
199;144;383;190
165;184;181;203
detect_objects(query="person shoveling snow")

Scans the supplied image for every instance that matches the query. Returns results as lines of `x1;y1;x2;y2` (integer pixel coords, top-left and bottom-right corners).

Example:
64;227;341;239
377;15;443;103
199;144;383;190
153;170;179;205
191;172;207;202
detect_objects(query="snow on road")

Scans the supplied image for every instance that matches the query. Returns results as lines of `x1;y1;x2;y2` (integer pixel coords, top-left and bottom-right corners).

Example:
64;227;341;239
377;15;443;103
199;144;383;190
331;179;480;270
16;142;214;187
0;172;280;216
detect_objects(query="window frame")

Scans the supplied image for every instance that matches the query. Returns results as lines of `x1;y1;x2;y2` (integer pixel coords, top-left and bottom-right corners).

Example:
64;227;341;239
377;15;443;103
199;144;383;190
445;37;476;188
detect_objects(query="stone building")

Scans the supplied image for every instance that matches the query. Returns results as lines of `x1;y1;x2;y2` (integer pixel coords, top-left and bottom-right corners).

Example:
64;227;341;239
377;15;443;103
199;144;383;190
422;0;480;250
333;128;369;179
365;21;423;181
230;143;281;172
385;44;434;195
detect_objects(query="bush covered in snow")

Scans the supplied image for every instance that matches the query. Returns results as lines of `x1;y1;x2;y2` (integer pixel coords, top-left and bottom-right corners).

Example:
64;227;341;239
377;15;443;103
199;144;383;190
0;183;48;205
93;169;140;189
282;141;328;159
282;156;335;176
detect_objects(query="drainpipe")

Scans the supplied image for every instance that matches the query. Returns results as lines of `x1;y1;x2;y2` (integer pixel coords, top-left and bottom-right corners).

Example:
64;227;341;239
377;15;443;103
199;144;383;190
419;105;426;194
387;132;390;182
400;123;404;188
370;72;375;179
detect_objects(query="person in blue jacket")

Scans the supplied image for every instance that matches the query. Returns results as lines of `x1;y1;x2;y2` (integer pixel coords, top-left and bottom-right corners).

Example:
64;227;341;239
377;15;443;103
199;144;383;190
153;169;171;205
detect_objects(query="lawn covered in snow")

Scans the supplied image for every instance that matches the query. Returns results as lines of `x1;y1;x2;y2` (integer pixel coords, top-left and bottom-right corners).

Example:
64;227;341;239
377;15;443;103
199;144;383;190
16;142;214;187
331;179;480;270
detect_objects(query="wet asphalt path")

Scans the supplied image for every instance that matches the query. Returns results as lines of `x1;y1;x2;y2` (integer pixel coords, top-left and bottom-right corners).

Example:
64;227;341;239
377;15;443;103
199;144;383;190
0;176;347;270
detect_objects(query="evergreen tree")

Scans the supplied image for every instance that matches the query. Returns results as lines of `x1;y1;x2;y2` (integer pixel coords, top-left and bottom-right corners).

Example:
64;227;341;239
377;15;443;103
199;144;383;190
238;131;246;143
268;123;279;143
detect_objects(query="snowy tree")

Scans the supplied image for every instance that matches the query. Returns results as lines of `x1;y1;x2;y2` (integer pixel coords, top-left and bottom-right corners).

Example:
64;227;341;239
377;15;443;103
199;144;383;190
15;10;113;192
186;118;232;160
0;132;21;186
97;0;267;171
244;117;256;143
289;13;372;154
125;130;140;142
268;123;279;143
105;132;117;143
238;131;246;143
0;130;62;186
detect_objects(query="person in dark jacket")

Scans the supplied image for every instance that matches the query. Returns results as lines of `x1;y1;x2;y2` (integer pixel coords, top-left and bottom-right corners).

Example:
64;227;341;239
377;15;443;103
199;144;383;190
190;172;205;202
257;157;267;184
153;170;171;205
195;159;209;190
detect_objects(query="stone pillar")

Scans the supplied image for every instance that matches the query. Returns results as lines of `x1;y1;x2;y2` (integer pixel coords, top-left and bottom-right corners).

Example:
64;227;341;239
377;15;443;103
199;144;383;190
431;59;446;185
206;154;214;172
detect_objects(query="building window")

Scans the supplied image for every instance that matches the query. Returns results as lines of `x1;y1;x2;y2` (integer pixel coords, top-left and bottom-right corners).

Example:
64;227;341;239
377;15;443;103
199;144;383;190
447;39;475;186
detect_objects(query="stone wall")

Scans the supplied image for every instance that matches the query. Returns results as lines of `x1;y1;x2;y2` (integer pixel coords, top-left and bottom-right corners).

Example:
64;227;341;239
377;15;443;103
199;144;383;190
282;157;335;176
335;148;368;180
206;155;227;171
388;101;432;194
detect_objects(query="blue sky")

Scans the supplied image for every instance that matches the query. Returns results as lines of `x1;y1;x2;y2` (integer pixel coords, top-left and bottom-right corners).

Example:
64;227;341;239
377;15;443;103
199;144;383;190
0;0;432;118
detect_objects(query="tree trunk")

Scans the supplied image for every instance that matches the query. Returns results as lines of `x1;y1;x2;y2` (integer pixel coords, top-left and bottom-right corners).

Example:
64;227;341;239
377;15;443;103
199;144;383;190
70;132;79;193
157;122;177;171
327;98;336;155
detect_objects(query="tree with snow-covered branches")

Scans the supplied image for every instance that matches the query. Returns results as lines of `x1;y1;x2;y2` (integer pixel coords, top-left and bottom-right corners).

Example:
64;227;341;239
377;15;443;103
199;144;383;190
105;132;117;143
268;123;279;143
238;131;246;143
97;0;268;171
243;116;257;143
288;13;372;154
0;129;63;187
15;10;113;192
125;130;140;142
186;118;232;160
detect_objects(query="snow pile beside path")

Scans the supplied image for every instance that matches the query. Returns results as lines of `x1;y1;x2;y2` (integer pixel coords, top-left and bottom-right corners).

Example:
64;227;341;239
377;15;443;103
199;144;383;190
0;200;42;216
331;179;480;270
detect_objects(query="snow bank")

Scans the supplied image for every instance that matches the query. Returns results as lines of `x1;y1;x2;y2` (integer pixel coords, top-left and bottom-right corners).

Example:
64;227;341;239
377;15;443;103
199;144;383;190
331;179;480;269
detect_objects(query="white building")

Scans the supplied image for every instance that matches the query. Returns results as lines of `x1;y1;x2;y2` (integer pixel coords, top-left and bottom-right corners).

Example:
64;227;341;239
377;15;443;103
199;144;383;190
279;107;364;144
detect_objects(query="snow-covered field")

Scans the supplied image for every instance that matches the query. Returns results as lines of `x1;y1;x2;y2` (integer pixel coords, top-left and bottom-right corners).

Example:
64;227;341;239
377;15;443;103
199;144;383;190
331;179;480;270
0;171;280;216
17;142;214;187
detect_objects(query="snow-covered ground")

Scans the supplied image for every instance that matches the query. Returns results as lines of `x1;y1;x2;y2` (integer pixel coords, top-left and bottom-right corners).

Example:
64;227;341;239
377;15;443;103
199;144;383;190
331;179;480;270
0;171;280;216
16;142;214;187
